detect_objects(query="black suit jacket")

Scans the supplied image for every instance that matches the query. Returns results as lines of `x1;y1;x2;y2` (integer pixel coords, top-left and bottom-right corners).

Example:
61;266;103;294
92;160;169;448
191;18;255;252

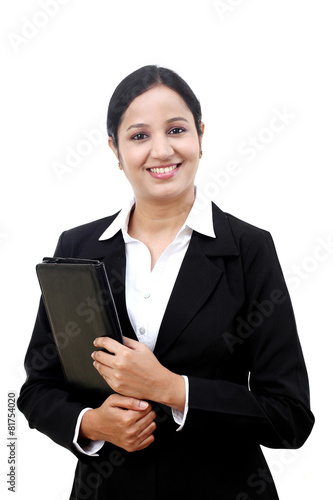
18;203;314;500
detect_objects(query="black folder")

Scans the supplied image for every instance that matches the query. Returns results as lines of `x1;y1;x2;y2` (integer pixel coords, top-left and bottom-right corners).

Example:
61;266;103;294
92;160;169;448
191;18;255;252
36;257;123;396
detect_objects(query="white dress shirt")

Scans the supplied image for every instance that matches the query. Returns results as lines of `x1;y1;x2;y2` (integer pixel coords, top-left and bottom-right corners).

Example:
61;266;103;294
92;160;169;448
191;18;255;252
73;189;216;455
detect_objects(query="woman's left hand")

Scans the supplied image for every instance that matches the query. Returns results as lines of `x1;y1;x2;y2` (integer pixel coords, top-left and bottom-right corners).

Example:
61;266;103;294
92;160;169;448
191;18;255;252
92;336;185;411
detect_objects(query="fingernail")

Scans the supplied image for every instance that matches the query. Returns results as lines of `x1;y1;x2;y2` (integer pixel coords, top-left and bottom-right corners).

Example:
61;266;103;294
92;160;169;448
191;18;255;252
139;401;148;409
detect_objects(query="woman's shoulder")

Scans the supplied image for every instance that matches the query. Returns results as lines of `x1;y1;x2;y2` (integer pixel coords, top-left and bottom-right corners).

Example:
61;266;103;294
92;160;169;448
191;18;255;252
212;203;271;239
211;202;275;256
63;212;120;237
55;211;120;256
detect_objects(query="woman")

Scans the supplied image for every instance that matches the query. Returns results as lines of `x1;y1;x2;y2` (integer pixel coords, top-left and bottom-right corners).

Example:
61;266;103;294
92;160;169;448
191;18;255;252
18;65;314;499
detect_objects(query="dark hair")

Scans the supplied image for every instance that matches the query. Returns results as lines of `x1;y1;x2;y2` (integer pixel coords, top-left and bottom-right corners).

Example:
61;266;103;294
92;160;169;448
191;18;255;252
107;65;202;149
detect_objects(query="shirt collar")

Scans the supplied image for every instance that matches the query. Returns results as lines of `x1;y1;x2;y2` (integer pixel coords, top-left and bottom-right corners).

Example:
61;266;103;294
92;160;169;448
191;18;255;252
98;187;216;241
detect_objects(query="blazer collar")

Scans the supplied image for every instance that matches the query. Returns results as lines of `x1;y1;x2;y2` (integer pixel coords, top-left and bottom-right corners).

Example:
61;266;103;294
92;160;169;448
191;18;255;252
198;203;239;257
75;203;239;356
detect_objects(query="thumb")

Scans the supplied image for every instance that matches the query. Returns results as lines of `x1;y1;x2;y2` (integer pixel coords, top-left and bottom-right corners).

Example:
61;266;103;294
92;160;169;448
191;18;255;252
108;394;150;411
123;336;140;349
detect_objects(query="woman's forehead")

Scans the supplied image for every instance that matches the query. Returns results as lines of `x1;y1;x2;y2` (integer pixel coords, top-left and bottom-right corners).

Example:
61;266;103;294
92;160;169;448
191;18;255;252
120;85;194;128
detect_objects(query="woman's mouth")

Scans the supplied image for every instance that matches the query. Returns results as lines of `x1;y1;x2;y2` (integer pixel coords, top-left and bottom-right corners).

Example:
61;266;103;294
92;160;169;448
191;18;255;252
147;163;182;179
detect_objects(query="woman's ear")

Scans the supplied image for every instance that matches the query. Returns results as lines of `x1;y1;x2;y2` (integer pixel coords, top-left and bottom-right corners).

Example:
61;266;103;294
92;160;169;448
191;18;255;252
108;137;123;170
108;137;118;158
199;122;205;157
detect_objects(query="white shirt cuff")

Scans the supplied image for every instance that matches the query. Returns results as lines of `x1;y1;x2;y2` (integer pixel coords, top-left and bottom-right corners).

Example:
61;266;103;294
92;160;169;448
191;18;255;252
171;375;189;431
73;408;105;456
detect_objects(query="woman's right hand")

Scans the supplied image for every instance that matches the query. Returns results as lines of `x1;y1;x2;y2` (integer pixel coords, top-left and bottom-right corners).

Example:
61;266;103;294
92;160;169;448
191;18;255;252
79;394;156;452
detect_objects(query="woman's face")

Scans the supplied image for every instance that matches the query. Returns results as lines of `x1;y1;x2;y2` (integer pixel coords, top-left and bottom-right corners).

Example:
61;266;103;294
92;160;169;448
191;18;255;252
109;84;204;204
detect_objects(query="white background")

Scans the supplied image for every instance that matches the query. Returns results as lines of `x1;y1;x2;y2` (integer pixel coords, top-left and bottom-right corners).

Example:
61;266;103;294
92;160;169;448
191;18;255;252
1;0;332;498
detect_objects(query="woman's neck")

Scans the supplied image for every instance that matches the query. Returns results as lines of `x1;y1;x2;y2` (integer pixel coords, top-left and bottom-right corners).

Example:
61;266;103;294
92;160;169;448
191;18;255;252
128;189;195;239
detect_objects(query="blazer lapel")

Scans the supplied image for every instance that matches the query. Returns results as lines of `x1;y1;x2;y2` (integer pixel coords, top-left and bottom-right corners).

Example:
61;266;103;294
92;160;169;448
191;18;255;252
153;232;222;358
154;204;239;358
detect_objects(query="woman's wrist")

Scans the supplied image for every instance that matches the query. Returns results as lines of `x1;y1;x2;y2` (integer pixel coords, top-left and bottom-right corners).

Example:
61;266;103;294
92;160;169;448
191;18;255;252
79;408;98;442
159;371;186;413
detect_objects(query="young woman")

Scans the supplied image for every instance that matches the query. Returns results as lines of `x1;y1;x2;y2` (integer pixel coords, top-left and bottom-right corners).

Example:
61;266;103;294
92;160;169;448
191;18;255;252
18;65;314;499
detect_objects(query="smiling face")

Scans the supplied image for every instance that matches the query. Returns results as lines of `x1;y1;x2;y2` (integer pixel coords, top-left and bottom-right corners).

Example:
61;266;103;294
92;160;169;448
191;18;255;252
109;84;204;205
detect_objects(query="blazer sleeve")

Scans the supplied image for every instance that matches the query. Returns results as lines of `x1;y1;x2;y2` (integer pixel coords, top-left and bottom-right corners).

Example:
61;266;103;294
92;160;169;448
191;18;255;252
187;230;315;449
17;232;93;460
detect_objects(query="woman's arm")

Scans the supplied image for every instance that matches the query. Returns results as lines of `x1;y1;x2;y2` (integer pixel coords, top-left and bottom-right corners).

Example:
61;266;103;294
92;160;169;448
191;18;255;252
186;231;314;449
18;294;157;456
91;231;314;450
18;231;157;456
91;336;186;413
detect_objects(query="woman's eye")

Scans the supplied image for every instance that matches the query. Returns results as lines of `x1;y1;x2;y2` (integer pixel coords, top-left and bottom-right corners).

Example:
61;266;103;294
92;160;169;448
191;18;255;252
169;127;186;135
131;133;148;141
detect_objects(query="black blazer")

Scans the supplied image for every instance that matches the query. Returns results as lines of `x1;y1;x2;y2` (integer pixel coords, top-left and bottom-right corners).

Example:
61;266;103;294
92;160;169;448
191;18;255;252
18;203;314;500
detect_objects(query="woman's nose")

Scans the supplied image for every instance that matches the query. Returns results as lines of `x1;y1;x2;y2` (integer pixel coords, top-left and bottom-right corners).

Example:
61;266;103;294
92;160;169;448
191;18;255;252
150;134;174;160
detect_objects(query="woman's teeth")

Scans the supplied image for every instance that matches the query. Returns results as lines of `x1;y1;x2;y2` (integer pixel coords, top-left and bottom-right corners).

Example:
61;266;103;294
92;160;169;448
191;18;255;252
149;164;179;174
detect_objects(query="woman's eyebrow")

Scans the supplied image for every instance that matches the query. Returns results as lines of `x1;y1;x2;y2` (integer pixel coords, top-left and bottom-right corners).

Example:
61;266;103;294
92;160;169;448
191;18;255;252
166;117;189;124
126;122;148;132
126;117;189;132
